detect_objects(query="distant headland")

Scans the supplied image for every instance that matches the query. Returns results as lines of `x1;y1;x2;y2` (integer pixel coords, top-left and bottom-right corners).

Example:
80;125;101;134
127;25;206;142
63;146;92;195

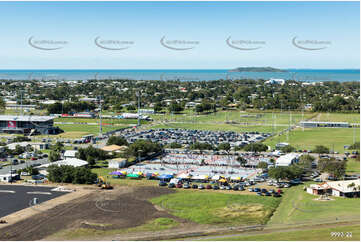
229;67;288;72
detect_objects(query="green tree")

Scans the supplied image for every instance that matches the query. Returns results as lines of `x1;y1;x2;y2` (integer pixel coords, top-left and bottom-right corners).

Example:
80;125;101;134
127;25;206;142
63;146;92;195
218;142;231;152
49;150;61;162
243;143;268;152
107;136;128;146
313;145;330;154
257;161;269;170
281;145;295;153
318;158;346;179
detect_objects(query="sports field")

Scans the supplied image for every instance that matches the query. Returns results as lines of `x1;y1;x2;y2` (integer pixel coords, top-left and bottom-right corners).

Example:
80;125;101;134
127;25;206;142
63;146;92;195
150;110;315;126
264;127;360;153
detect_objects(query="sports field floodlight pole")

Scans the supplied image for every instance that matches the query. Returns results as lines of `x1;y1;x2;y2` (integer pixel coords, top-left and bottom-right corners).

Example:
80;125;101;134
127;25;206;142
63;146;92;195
98;96;102;136
136;91;141;127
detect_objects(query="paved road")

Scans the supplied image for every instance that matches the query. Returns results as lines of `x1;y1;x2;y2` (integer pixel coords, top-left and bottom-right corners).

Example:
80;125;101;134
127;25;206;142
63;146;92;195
0;158;49;175
0;184;66;218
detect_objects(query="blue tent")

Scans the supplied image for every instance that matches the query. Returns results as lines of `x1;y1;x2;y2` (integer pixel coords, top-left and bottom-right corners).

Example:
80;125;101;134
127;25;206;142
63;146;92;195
158;174;173;180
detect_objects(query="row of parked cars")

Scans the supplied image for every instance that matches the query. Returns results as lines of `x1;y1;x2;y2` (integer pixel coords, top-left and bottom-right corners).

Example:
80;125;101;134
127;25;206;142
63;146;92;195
159;181;282;197
159;181;247;191
248;187;282;197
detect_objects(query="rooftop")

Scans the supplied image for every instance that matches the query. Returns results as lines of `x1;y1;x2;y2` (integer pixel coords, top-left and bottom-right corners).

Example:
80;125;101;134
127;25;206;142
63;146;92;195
0;115;54;122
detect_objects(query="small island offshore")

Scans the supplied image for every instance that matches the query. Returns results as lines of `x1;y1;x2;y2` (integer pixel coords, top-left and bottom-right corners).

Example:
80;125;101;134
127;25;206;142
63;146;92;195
229;67;288;72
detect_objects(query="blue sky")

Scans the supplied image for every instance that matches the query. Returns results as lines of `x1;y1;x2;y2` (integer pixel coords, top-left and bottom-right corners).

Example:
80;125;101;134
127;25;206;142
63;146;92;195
0;1;359;69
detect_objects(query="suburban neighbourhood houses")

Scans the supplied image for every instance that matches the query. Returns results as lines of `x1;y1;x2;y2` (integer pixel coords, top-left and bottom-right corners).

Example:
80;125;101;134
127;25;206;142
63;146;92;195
307;179;360;198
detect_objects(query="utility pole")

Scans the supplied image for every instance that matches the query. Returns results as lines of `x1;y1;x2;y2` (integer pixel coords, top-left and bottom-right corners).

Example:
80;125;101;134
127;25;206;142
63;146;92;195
98;96;102;136
20;90;23;116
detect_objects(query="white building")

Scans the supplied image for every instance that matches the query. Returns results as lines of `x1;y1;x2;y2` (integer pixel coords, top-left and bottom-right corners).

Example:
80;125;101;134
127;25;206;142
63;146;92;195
299;121;350;128
39;158;88;168
63;150;78;159
108;158;127;168
307;179;360;198
275;153;300;167
265;79;285;85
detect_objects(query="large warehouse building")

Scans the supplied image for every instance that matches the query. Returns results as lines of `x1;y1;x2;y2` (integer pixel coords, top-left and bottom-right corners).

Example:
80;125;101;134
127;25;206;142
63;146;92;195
299;121;350;128
0;115;62;135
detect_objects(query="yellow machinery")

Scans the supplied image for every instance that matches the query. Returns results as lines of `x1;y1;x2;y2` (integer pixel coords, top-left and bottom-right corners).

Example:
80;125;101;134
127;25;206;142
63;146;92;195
97;176;113;189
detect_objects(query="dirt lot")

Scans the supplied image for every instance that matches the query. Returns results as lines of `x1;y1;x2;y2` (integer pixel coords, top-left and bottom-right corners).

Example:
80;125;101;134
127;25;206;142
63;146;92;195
0;186;176;241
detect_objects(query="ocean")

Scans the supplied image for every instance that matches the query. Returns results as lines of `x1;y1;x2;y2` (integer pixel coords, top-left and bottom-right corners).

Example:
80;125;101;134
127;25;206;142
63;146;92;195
0;69;359;82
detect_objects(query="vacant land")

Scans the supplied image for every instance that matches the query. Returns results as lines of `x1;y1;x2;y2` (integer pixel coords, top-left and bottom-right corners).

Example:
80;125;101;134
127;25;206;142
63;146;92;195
268;184;360;226
151;190;281;226
264;127;360;153
0;186;175;241
210;225;360;241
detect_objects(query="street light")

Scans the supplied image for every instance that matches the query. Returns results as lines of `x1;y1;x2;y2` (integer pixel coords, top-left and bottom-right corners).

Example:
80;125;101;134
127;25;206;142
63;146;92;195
138;149;143;163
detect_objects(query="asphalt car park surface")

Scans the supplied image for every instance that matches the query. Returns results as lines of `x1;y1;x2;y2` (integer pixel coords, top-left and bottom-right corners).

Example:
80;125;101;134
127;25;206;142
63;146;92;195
0;185;67;218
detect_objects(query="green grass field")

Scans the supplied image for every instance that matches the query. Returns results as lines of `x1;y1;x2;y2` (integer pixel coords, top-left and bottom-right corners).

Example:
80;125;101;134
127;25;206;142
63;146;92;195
151;122;285;133
268;184;360;226
91;168;159;187
150;190;281;226
312;113;360;123
150;110;315;126
211;225;360;241
346;159;360;174
264;127;360;153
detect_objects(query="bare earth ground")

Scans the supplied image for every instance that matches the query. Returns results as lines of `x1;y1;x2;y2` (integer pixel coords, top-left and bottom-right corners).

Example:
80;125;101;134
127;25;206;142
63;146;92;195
0;186;180;241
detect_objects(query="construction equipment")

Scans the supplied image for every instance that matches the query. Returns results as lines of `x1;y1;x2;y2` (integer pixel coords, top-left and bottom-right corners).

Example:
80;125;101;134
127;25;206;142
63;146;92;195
97;176;113;189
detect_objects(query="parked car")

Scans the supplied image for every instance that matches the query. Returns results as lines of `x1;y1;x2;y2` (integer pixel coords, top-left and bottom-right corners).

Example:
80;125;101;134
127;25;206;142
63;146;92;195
159;181;167;186
256;192;263;196
213;185;220;190
192;184;198;189
168;183;176;188
273;193;281;197
198;184;205;190
254;188;261;193
238;186;245;191
248;188;254;192
176;183;183;188
183;183;190;189
206;184;212;189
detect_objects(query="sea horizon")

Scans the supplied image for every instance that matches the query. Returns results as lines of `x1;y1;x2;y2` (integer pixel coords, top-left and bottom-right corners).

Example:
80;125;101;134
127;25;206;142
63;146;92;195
0;69;359;82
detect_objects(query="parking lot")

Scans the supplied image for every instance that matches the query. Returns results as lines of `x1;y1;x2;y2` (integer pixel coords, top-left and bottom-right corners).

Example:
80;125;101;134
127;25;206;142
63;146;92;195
0;185;67;218
118;128;271;147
